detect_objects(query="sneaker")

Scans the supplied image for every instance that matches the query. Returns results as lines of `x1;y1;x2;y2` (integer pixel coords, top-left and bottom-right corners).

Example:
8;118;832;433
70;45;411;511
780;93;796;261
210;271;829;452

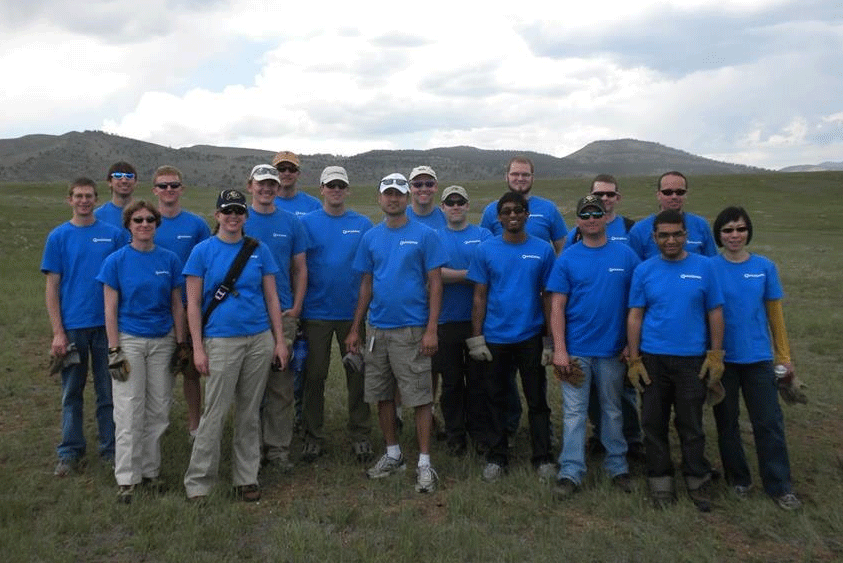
352;440;374;463
612;473;633;493
301;441;322;463
54;459;74;477
775;492;802;511
482;462;504;483
553;477;579;500
733;484;752;499
235;484;261;502
536;462;557;484
415;465;439;493
117;484;134;504
367;454;406;479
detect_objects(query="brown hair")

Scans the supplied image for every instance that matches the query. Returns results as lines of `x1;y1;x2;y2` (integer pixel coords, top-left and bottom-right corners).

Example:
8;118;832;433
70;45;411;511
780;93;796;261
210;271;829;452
122;200;162;229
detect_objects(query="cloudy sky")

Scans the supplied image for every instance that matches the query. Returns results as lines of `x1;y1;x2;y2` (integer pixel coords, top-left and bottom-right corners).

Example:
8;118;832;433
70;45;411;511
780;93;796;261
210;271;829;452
1;0;840;169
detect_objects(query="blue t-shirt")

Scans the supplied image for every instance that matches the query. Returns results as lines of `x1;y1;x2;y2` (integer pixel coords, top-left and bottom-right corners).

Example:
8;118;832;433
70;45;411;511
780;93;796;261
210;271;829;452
629;253;723;356
183;236;279;337
275;192;322;218
41;220;128;329
436;224;492;323
480;195;568;243
563;215;633;250
244;207;309;310
711;254;784;364
628;212;716;260
546;241;640;357
300;209;373;320
467;235;555;344
94;202;129;235
96;245;182;338
407;207;447;230
352;220;448;329
154;210;211;264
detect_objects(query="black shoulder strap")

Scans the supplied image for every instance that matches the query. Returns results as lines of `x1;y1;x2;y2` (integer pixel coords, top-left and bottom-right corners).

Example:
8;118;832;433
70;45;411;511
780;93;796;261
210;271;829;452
202;236;259;327
571;227;582;244
623;216;635;232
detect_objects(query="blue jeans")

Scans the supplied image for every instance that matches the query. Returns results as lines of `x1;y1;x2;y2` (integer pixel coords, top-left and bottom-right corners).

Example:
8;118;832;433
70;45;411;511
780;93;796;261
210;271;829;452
713;361;793;497
558;356;628;484
58;327;114;461
589;379;642;446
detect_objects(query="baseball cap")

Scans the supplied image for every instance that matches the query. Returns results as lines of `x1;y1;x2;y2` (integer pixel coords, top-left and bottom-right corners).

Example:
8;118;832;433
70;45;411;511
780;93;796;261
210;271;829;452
409;165;437;181
320;166;349;186
250;164;281;183
576;194;606;215
441;185;469;202
378;173;409;194
216;189;247;211
272;151;300;168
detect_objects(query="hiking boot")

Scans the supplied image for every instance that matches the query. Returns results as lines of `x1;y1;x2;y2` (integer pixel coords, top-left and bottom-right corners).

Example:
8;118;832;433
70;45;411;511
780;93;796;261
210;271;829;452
352;440;374;463
117;484;134;504
301;441;322;463
612;473;633;493
235;484;261;502
482;462;504;483
536;462;557;484
688;483;713;513
415;465;439;493
553;477;579;500
775;493;802;511
366;454;406;479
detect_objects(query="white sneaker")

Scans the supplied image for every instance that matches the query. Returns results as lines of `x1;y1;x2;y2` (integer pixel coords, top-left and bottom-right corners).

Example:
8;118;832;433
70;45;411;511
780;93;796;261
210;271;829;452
366;454;406;479
536;462;557;484
415;465;438;493
482;462;504;483
775;492;802;511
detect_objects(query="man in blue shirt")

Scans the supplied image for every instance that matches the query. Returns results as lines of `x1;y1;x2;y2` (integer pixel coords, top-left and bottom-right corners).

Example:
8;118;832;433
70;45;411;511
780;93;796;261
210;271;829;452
435;186;492;455
627;209;725;511
547;195;639;499
95;161;137;233
468;191;556;483
271;151;322;217
299;166;374;462
42;177;128;476
245;164;309;472
346;173;448;493
407;165;447;229
627;171;716;260
152;165;211;440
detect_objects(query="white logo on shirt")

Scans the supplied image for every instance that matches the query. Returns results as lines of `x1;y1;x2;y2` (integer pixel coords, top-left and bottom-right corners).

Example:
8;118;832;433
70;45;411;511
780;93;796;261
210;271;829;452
343;229;361;235
608;268;625;273
463;240;481;245
521;254;541;260
273;233;288;238
92;238;113;243
400;240;419;246
155;270;170;276
680;274;702;279
609;236;629;241
744;273;766;278
687;240;702;245
177;235;192;240
529;214;544;218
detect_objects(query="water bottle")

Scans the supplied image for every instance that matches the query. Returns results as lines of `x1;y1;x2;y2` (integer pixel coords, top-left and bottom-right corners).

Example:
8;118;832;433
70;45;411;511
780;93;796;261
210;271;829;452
291;328;309;373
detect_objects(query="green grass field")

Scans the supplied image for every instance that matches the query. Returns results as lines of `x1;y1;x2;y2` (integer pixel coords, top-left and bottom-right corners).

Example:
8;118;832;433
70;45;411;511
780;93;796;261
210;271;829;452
1;172;842;562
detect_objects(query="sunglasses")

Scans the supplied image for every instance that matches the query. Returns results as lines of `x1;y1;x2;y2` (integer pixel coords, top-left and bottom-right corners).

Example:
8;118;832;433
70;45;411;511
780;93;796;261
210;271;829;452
656;230;686;240
131;216;156;224
154;182;182;190
110;172;135;179
500;206;526;216
720;226;749;234
380;178;408;187
659;189;687;196
411;180;436;189
577;210;605;219
443;198;467;207
324;182;348;190
276;165;299;173
592;191;618;198
219;206;247;215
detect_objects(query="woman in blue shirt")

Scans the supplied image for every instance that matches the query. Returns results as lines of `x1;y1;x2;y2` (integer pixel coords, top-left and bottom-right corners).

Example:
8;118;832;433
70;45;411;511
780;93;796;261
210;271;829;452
98;200;185;504
710;206;801;510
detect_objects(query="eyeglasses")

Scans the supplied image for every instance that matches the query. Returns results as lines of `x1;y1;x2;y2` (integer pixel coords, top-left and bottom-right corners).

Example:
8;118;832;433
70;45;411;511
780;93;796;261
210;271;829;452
380;178;408;187
499;206;526;216
659;189;687;197
110;172;135;179
720;226;748;234
324;182;348;190
411;180;436;189
154;182;182;190
443;198;467;207
276;165;299;173
219;206;247;215
592;191;618;198
131;216;156;224
577;210;604;219
655;230;686;240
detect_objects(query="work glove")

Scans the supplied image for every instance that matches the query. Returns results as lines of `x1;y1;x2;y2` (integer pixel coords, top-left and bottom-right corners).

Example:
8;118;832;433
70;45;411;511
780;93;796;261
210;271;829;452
48;343;79;376
698;350;725;387
554;357;585;387
342;351;364;375
626;356;651;393
466;335;493;362
778;375;808;405
170;342;192;376
540;336;554;366
108;347;130;382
